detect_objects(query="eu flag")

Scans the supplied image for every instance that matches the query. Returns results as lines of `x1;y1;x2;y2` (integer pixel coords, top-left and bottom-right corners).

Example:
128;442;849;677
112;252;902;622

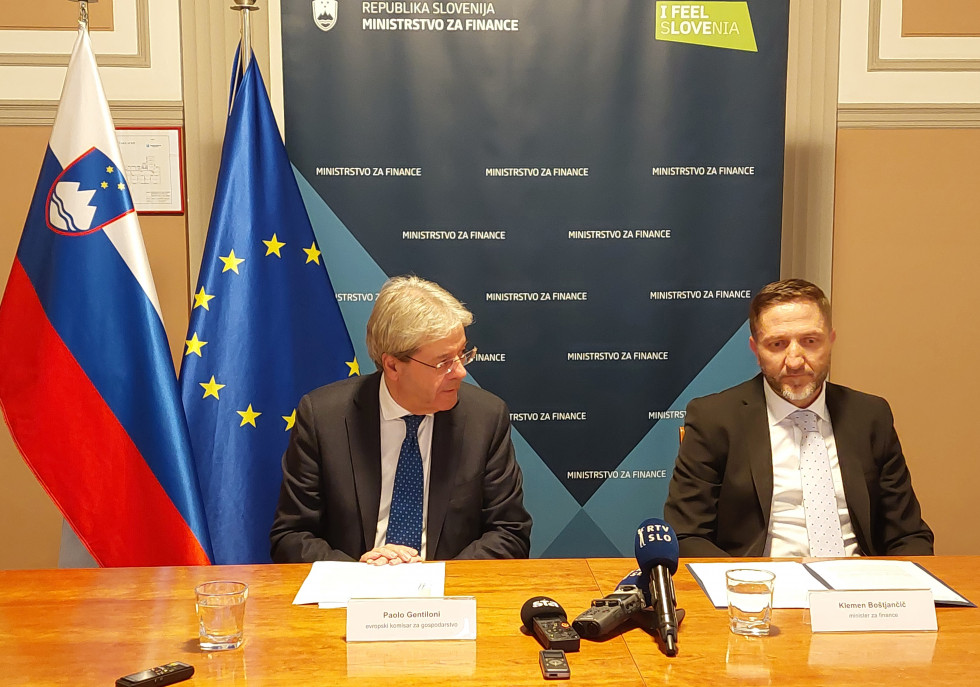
179;51;358;564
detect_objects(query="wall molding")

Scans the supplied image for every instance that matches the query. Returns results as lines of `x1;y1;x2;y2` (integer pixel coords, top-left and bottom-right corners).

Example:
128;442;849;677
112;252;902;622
779;0;841;295
0;99;182;126
868;0;980;72
0;0;149;68
838;102;980;128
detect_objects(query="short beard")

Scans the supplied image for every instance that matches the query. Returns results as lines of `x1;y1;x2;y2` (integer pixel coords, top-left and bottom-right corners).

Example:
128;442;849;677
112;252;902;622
764;370;828;406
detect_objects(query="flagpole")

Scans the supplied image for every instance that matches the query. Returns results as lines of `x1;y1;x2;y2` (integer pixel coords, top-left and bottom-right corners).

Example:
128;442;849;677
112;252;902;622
69;0;97;32
231;0;260;74
230;0;260;110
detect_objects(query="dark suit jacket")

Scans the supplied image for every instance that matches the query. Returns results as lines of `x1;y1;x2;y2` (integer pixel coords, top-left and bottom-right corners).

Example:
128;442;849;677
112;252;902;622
663;376;933;557
269;372;532;562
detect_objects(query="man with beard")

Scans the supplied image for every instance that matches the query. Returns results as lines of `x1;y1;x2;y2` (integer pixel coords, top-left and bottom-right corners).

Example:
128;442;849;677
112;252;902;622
663;279;933;557
270;275;531;564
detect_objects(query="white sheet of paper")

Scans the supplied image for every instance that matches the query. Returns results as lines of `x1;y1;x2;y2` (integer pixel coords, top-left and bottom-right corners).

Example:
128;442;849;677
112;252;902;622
686;561;829;608
292;561;446;607
804;559;970;605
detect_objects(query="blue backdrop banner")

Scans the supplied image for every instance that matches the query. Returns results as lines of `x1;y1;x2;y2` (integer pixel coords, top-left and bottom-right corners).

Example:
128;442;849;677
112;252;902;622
279;0;789;556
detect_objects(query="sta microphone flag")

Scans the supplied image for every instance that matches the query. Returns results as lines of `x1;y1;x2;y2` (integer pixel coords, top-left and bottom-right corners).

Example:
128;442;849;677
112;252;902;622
0;27;213;566
179;49;358;564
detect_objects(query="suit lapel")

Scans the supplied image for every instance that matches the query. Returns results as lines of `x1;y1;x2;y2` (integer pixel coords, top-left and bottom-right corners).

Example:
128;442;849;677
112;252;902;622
350;373;383;553
744;377;775;531
826;384;873;554
426;404;465;559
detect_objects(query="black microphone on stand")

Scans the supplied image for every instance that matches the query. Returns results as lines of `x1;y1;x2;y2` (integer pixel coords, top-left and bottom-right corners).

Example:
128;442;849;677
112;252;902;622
635;518;681;656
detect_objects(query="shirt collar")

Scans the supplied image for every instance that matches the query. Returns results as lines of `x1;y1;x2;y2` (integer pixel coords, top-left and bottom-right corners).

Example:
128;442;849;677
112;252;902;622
379;375;435;422
379;375;412;421
762;378;829;425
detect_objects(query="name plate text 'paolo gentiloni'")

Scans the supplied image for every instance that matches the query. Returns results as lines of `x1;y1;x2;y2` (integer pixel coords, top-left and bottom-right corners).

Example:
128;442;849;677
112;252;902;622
346;596;477;642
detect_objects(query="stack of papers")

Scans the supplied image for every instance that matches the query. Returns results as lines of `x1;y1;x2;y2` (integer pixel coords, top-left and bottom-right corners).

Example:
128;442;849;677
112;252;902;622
687;559;974;609
293;561;447;608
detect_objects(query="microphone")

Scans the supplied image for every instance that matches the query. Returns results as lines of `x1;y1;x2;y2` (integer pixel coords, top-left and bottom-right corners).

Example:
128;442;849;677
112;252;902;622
520;596;580;652
617;568;653;606
571;570;648;639
635;518;681;656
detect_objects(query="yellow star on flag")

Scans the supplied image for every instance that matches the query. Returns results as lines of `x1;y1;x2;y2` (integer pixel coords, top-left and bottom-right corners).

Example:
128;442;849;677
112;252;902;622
101;181;108;189
106;166;114;173
184;333;207;357
200;375;225;399
238;404;262;427
220;249;245;274
263;234;286;257
346;358;360;377
303;242;322;264
282;409;297;431
193;286;215;310
117;182;126;190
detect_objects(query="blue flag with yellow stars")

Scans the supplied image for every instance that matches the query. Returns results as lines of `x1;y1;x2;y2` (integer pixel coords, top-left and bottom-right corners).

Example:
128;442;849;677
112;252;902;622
179;50;358;564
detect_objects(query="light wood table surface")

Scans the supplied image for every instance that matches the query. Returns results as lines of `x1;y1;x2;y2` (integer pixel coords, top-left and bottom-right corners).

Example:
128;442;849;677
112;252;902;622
1;557;977;685
589;556;980;686
0;558;641;686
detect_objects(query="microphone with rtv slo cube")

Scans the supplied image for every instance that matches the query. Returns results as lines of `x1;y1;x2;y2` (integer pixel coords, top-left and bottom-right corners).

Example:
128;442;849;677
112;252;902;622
520;596;580;652
571;569;649;639
635;518;681;656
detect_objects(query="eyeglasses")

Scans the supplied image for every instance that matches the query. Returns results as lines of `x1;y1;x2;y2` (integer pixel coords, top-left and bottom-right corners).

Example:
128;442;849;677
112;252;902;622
407;347;478;375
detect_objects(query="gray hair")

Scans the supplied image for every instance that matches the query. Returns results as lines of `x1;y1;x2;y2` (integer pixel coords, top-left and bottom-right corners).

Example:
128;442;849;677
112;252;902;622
366;275;473;368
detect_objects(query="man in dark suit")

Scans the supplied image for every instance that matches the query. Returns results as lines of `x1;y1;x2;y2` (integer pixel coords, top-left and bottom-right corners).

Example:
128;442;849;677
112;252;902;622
664;279;932;558
270;276;531;564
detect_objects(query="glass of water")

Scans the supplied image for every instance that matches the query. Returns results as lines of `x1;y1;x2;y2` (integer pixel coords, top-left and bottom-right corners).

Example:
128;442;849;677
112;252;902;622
195;581;248;650
726;569;775;636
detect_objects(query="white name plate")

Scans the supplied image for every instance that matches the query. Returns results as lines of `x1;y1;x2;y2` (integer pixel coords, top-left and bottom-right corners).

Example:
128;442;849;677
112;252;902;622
346;596;477;642
809;589;937;633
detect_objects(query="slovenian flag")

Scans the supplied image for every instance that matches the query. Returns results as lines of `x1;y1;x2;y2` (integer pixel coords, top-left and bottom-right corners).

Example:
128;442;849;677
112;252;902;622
0;27;213;566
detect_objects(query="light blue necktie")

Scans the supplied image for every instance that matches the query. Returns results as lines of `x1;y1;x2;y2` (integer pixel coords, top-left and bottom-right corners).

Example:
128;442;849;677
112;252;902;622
386;414;425;552
790;409;846;557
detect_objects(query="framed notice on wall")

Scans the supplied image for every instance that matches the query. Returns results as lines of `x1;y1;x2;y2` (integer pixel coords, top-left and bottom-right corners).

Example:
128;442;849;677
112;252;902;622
115;127;184;214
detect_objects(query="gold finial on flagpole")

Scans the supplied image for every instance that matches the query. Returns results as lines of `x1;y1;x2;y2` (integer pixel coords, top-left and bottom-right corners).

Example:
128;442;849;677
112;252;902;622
68;0;99;32
230;0;260;74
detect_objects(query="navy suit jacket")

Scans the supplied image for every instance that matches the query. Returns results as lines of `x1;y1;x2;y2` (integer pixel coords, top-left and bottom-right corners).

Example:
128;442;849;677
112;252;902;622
663;376;933;557
270;372;532;562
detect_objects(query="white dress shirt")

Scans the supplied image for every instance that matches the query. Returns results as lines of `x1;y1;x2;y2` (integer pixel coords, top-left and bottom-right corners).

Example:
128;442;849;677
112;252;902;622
762;382;861;557
373;376;433;558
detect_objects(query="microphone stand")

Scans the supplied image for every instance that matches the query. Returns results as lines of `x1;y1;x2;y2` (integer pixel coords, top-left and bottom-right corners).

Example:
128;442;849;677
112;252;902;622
636;606;686;656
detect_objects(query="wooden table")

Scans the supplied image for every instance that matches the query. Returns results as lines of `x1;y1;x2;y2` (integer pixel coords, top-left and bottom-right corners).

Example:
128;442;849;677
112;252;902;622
591;556;980;686
0;559;640;686
0;557;977;685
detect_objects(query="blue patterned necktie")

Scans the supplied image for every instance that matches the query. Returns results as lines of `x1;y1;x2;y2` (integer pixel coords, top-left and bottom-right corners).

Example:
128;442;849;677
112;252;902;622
789;409;846;557
386;414;425;552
